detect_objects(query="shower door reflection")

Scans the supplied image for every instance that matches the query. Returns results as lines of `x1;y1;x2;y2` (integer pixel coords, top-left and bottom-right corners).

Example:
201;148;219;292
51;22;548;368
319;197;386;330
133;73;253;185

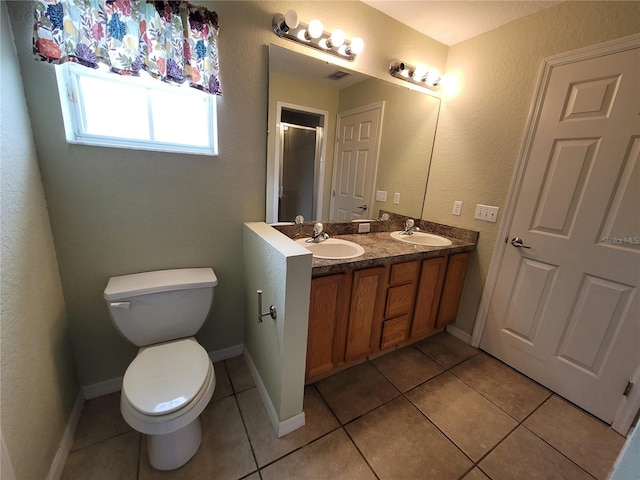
278;122;323;222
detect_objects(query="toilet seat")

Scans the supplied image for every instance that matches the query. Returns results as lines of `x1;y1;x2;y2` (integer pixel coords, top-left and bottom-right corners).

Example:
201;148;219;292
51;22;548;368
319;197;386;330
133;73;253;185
123;338;211;416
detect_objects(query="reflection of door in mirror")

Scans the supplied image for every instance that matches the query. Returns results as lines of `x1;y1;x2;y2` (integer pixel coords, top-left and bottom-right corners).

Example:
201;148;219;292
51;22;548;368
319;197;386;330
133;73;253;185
331;102;383;221
279;121;322;221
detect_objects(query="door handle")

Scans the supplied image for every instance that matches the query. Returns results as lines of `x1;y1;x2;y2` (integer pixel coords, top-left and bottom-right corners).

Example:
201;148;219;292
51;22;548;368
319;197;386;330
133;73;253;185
357;204;368;211
511;237;531;249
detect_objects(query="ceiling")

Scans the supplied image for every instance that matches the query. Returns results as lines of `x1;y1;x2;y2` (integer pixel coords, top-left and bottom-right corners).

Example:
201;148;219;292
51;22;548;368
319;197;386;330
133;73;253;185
362;1;561;46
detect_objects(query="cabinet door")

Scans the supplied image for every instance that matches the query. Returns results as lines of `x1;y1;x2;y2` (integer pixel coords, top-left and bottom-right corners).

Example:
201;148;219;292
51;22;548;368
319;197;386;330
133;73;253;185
345;267;386;362
437;252;470;328
411;256;448;338
306;273;349;379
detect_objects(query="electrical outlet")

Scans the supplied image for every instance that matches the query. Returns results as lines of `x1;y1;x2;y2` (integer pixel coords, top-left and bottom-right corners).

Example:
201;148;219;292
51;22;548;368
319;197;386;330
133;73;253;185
474;204;500;222
357;222;371;233
393;192;401;204
452;200;463;216
375;190;387;202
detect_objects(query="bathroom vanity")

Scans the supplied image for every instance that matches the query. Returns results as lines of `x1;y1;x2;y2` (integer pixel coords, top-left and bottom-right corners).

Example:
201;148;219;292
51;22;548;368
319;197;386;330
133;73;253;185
274;218;478;383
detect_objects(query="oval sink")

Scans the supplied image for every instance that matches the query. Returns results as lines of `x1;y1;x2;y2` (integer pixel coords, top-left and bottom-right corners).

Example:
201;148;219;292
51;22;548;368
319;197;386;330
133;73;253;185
296;238;365;259
390;231;453;247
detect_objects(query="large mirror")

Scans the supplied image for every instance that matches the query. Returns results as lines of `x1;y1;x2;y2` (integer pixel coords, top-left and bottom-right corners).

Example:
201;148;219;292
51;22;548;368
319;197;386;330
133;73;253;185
266;44;440;223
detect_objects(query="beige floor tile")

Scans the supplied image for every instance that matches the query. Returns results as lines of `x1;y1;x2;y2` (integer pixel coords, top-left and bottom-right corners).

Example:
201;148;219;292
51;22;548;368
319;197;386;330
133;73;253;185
451;353;551;421
414;332;479;369
226;355;256;393
315;362;400;424
371;345;444;392
139;396;257;480
407;372;517;461
524;395;625;480
212;360;234;401
260;429;376;480
480;426;592;480
62;431;140;480
237;386;339;467
71;391;131;451
346;396;473;480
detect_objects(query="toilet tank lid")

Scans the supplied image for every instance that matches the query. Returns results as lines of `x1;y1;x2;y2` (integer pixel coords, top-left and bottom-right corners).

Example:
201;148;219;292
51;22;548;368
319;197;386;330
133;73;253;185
104;268;217;301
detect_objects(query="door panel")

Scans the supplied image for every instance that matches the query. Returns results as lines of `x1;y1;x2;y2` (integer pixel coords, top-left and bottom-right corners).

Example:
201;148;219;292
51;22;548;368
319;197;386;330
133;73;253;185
481;46;640;424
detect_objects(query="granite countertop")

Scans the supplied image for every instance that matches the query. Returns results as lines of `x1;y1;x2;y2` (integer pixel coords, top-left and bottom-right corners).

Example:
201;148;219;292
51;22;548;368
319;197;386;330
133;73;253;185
273;213;479;276
305;231;476;275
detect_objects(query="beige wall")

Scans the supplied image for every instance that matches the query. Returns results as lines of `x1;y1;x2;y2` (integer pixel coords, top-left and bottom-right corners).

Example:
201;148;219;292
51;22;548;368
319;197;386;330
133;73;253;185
0;4;79;479
423;1;640;335
5;0;447;388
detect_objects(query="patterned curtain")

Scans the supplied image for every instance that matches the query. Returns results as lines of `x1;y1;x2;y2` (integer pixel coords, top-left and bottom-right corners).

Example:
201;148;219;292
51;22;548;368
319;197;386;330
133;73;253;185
33;0;221;95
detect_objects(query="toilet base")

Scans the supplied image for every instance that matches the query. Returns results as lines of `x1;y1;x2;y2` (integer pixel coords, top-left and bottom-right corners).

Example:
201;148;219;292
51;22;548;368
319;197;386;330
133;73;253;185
147;416;203;470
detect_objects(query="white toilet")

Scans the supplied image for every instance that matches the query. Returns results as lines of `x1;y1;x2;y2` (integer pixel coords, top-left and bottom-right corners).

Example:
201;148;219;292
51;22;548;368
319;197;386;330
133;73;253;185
103;268;218;470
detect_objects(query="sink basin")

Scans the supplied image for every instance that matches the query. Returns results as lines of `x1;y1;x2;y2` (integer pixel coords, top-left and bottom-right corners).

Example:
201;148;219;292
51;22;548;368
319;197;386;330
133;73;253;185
390;231;453;247
296;238;365;259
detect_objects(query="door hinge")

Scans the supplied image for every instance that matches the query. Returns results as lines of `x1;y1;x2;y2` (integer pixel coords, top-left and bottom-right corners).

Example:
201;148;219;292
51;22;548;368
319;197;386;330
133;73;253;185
623;381;633;397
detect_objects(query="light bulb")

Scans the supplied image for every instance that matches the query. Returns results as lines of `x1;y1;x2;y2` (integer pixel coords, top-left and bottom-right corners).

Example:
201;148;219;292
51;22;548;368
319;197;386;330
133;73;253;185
426;69;441;85
329;29;345;48
307;19;324;39
347;37;364;55
283;10;299;30
413;63;428;80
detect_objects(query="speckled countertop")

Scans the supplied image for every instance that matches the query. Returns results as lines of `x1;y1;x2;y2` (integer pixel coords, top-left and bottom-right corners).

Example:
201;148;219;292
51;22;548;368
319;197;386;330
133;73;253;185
273;212;479;276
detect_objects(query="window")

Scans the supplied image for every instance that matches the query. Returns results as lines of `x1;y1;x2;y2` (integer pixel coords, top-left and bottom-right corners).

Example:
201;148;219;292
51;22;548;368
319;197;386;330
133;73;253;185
55;63;218;156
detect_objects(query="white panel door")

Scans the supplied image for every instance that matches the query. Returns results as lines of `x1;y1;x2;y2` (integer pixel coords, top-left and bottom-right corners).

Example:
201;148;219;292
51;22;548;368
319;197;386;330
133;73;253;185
330;104;382;221
481;46;640;424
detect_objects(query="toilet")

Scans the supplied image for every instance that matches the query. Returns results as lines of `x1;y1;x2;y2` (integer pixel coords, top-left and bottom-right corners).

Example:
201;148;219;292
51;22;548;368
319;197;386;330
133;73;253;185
103;268;218;470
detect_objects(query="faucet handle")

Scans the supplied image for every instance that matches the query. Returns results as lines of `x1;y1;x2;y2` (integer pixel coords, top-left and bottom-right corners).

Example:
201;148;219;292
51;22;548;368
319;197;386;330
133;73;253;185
405;218;414;228
313;222;324;234
294;215;305;225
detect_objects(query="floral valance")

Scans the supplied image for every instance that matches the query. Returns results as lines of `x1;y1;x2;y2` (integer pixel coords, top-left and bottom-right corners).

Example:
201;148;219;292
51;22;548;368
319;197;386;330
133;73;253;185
33;0;221;95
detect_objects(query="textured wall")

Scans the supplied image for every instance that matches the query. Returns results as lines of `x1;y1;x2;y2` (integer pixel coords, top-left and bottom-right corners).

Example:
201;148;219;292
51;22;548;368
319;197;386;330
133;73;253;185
423;1;640;335
5;0;447;387
0;4;79;479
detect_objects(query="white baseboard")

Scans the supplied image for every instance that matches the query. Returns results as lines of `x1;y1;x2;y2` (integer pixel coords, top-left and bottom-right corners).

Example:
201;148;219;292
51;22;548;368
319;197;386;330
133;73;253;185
209;343;244;363
243;349;306;438
46;391;85;480
81;343;245;399
1;432;16;480
446;324;473;344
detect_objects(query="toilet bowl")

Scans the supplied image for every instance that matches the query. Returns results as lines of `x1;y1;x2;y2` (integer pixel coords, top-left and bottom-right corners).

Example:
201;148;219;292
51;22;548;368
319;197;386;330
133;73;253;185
104;268;218;470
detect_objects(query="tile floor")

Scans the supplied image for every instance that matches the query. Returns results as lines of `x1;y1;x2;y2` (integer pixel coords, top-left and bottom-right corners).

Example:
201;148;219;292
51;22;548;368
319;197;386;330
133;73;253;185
62;332;627;480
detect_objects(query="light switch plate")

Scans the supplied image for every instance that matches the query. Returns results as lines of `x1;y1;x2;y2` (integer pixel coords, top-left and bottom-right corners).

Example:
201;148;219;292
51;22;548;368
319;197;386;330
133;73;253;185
474;204;500;222
376;190;387;202
393;192;401;204
452;201;463;216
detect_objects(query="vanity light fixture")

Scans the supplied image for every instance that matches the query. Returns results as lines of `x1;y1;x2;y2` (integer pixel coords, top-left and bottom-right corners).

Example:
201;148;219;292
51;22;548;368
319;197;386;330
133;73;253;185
272;10;364;61
389;60;441;91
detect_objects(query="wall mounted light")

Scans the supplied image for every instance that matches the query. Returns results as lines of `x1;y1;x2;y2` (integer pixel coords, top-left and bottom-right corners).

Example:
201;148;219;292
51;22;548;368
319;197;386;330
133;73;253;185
389;61;441;91
272;10;364;61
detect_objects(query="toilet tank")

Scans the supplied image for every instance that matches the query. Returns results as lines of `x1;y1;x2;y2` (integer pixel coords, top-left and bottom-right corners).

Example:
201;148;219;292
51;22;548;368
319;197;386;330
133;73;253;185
104;268;218;347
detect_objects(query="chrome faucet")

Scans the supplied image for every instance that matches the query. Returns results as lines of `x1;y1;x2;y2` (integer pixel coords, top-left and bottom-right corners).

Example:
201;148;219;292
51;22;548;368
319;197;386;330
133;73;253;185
307;222;329;243
401;218;421;235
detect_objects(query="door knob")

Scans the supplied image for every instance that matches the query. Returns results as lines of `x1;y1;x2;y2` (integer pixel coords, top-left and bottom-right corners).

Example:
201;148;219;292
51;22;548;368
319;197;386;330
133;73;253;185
511;237;531;249
357;204;368;211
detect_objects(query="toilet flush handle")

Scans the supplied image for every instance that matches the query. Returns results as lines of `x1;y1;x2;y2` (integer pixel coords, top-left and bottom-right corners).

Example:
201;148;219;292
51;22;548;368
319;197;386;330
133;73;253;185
110;301;131;309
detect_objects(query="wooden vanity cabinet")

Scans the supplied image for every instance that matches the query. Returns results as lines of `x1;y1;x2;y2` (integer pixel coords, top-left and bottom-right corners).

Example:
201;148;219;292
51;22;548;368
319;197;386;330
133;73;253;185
305;273;350;379
344;266;387;362
410;257;448;339
305;252;471;382
436;252;470;328
380;261;420;349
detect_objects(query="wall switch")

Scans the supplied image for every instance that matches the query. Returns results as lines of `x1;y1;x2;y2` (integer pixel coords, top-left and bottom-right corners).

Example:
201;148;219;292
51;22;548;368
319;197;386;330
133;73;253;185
452;200;463;216
357;222;371;233
375;190;387;202
474;204;500;222
393;192;401;204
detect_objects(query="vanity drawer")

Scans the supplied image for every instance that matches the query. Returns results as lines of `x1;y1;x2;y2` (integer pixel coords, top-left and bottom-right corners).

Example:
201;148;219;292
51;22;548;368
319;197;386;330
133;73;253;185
385;283;417;318
380;315;411;349
389;260;420;286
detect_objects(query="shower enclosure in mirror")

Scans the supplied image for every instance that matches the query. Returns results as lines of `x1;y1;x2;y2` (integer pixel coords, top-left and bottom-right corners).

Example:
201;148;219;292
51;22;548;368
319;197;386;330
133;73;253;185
267;44;441;223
